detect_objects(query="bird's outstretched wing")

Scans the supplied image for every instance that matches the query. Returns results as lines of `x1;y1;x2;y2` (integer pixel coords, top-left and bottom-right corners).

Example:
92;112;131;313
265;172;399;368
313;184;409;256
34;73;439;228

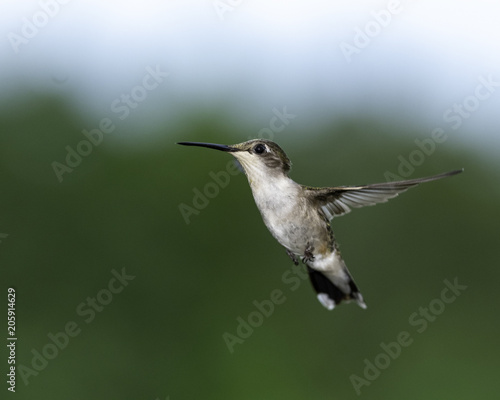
305;169;463;220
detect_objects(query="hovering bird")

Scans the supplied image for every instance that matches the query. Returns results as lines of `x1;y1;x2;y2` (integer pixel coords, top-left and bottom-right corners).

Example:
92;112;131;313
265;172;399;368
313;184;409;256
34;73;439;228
178;139;462;310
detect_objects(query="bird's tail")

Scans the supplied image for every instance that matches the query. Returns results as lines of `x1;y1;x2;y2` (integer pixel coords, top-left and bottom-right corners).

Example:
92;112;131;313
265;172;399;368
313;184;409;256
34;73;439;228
307;264;366;310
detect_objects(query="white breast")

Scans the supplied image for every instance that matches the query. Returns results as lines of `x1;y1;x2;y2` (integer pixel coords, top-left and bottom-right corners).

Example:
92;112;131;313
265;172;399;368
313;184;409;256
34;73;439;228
250;176;310;252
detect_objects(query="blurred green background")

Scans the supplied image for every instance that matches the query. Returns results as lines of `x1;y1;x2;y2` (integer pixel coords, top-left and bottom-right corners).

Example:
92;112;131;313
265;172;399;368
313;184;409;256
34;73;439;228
2;1;500;399
1;96;499;399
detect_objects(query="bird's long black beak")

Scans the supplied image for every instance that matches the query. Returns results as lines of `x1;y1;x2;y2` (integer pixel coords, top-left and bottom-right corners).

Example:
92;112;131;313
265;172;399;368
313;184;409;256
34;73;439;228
177;142;238;152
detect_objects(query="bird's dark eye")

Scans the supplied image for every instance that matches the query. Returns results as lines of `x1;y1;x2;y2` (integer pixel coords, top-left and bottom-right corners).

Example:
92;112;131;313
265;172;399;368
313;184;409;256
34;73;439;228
254;144;266;154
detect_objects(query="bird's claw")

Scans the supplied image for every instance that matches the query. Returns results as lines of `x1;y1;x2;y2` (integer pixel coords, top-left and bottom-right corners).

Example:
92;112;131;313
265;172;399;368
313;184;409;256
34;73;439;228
302;242;315;264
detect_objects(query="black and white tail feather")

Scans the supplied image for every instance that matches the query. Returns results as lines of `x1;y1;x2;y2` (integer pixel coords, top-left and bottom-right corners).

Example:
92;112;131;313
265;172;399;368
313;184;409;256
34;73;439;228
307;264;366;310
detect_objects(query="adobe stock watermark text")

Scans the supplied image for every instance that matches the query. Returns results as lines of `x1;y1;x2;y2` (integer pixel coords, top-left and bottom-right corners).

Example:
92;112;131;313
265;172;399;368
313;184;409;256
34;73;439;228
17;268;135;386
349;277;467;395
52;65;169;182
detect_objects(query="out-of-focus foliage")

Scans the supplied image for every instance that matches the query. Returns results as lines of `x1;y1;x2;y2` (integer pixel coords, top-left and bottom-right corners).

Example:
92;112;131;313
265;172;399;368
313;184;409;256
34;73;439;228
1;97;499;400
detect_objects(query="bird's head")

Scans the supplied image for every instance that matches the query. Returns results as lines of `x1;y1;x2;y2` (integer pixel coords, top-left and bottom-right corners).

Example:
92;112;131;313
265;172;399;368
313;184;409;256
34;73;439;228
178;139;292;184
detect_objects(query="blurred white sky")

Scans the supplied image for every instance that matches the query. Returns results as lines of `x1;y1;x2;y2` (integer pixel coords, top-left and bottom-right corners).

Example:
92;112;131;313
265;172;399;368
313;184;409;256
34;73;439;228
1;0;499;149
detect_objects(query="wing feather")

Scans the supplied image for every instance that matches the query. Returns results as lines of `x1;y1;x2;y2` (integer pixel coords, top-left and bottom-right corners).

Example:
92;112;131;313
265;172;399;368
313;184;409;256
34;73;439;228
306;169;462;219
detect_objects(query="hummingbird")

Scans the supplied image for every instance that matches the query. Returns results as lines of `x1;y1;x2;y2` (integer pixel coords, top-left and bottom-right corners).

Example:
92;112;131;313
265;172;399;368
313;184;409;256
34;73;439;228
178;139;462;310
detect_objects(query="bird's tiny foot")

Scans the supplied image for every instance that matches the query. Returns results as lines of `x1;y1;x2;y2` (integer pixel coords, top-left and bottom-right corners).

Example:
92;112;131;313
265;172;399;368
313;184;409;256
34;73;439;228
302;242;315;264
286;249;299;265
